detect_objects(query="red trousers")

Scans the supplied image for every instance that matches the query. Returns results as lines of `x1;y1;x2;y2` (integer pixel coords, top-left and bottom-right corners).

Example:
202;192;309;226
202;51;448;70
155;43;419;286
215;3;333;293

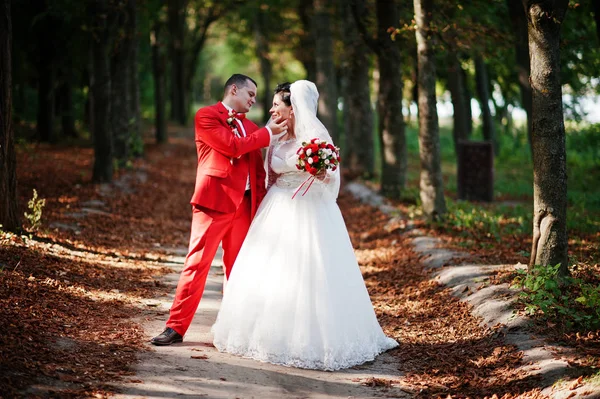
167;194;251;336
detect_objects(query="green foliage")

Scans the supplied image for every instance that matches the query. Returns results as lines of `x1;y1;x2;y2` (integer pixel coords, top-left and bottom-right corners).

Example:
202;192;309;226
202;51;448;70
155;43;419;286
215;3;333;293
438;198;531;241
513;264;600;331
24;189;46;232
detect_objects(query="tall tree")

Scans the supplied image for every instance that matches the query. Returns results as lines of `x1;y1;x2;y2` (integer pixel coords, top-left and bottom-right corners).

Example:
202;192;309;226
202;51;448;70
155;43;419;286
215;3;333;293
90;0;114;183
111;0;135;166
414;0;446;219
524;0;569;275
446;51;470;154
507;0;533;154
592;0;600;44
167;0;187;124
474;56;498;154
353;0;407;197
340;1;374;177
152;19;168;144
312;0;338;142
297;0;317;82
254;8;273;123
168;0;225;125
0;0;19;231
128;0;142;156
33;4;58;143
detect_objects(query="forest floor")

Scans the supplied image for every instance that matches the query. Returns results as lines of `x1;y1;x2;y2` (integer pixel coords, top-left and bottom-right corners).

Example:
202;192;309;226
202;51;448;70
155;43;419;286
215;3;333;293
1;125;599;399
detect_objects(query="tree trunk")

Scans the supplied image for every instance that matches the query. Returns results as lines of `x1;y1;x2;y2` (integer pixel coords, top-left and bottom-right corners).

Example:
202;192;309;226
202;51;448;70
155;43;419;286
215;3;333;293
313;0;338;142
58;77;77;138
297;0;317;82
152;22;168;144
446;50;469;156
168;0;188;125
254;11;272;124
128;0;142;157
0;0;19;232
377;0;406;197
340;1;374;178
35;6;56;143
111;3;133;167
524;0;569;275
592;0;600;45
474;56;498;154
508;0;532;155
90;0;114;183
37;58;56;142
414;0;446;219
462;65;473;138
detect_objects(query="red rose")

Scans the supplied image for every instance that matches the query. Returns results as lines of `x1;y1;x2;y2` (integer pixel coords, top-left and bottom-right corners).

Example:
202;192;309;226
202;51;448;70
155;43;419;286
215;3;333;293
311;144;319;152
299;153;306;159
312;156;319;163
320;142;326;148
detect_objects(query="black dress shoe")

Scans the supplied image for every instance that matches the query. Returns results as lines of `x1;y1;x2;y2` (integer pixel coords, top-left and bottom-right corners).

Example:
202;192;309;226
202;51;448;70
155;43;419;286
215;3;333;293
151;327;183;346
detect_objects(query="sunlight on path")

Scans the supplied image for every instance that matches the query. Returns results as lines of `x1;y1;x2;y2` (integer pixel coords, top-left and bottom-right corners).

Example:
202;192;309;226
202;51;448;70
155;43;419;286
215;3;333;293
113;248;412;399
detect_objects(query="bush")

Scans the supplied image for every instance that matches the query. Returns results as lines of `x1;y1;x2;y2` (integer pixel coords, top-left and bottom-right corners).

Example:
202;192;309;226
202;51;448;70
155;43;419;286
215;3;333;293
513;264;600;331
24;189;46;232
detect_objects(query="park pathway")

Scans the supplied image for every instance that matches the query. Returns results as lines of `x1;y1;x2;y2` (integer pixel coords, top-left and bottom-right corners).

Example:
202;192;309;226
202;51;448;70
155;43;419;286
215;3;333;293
112;247;412;399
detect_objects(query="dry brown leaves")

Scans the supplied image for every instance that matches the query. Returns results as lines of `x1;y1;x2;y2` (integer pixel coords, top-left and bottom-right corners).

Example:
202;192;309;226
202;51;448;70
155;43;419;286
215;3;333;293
1;136;197;397
3;133;597;398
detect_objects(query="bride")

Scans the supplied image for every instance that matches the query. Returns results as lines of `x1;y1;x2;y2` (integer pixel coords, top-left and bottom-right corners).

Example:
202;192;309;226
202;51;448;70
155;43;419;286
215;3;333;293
211;80;398;371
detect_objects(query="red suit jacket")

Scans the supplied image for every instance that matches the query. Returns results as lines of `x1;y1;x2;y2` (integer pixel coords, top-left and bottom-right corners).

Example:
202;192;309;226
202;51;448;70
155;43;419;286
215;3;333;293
190;102;269;218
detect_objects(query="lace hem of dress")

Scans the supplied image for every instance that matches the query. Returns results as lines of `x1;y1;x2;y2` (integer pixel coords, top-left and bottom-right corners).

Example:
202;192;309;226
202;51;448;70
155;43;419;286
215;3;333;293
214;337;398;371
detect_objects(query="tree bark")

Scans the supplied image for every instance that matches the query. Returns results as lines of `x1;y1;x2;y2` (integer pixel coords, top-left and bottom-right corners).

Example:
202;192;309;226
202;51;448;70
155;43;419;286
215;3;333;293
474;56;498;154
34;5;56;143
313;0;338;142
168;0;188;125
592;0;600;45
462;65;473;138
446;50;469;156
297;0;317;82
128;0;142;157
376;0;406;198
90;0;114;183
0;0;20;232
152;22;168;144
254;10;273;124
111;2;133;167
414;0;446;219
58;77;77;138
524;0;569;275
340;1;374;178
36;57;56;142
508;0;532;154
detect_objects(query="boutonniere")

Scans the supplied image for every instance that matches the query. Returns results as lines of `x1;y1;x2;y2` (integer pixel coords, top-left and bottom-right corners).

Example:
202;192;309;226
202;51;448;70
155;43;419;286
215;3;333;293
226;109;242;138
227;109;242;164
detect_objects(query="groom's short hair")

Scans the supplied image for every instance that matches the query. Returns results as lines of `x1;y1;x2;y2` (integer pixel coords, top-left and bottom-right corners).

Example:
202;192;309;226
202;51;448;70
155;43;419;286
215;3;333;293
224;74;257;93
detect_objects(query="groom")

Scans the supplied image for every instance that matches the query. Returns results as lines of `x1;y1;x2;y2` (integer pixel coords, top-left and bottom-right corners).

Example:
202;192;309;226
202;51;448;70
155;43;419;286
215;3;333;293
151;74;287;345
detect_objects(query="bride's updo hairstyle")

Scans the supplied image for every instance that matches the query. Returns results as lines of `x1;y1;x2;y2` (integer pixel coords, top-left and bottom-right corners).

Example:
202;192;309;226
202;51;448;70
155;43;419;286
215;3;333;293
274;82;292;106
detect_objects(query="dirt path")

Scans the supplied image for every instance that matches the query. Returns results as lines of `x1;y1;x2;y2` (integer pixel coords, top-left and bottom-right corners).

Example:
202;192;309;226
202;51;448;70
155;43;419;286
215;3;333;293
113;248;412;399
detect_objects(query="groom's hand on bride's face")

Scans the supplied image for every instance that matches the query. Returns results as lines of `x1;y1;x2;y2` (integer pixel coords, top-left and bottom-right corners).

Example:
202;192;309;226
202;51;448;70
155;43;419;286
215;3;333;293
267;117;288;136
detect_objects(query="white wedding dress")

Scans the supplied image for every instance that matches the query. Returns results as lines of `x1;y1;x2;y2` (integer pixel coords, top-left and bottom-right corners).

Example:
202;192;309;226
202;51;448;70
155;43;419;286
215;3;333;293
211;80;398;371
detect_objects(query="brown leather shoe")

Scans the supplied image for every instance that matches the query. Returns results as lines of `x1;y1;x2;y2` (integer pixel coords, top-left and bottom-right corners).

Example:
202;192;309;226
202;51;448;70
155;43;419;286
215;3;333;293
151;327;183;346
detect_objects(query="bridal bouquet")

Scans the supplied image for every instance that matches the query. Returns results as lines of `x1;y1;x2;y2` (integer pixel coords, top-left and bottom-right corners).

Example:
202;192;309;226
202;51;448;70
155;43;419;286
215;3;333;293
292;138;341;198
296;138;341;175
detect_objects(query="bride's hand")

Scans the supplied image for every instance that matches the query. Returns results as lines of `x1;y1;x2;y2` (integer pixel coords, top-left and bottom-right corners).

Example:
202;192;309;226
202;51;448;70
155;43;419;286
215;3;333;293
315;169;327;181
